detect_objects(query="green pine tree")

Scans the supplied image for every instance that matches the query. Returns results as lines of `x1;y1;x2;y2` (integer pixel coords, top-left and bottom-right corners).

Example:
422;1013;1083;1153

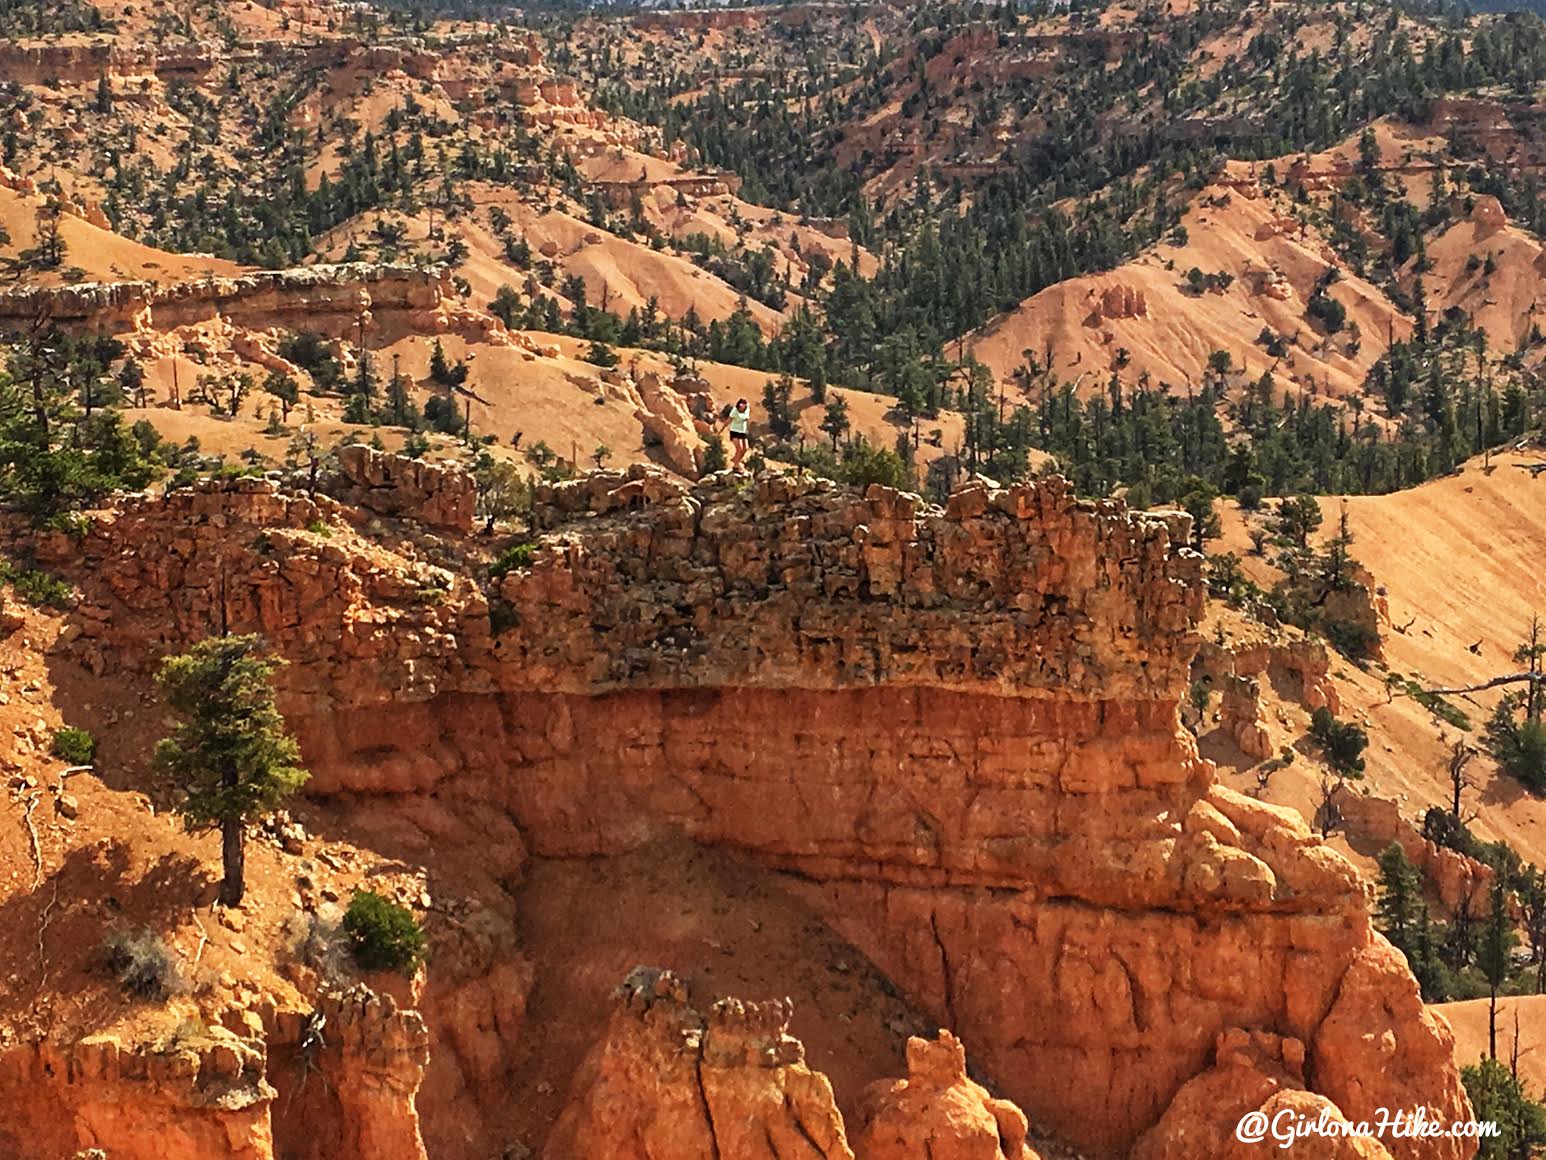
1479;874;1517;1061
1463;1057;1546;1160
152;636;309;906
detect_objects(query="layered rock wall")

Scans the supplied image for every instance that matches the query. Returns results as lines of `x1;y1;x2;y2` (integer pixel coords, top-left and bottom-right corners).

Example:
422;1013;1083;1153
0;1030;273;1160
267;987;431;1160
0;263;515;349
51;466;1476;1159
333;444;477;534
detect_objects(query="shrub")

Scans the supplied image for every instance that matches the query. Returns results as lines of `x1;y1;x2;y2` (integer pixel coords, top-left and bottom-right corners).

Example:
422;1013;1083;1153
1307;290;1347;333
583;339;619;368
1321;616;1382;662
701;434;728;474
1310;706;1367;776
343;890;427;974
0;558;74;609
489;541;536;579
50;727;96;764
102;927;186;1000
838;441;910;491
1387;674;1471;731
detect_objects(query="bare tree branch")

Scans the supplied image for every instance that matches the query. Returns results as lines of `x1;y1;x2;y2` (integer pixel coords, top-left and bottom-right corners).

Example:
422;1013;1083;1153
1395;672;1546;698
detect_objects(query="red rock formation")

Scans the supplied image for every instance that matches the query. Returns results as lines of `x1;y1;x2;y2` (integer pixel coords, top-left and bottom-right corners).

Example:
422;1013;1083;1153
851;1031;1038;1160
0;590;22;636
1135;1028;1393;1159
0;1029;274;1160
1332;788;1493;918
48;469;1477;1159
631;369;707;477
270;986;431;1160
545;968;854;1160
0;263;532;356
1311;940;1473;1159
1470;195;1508;241
1098;283;1148;319
334;444;477;533
1218;674;1273;760
0;981;431;1160
1195;633;1341;714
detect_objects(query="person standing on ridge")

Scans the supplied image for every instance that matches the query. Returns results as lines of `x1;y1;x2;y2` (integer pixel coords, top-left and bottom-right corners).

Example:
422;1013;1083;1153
723;397;752;471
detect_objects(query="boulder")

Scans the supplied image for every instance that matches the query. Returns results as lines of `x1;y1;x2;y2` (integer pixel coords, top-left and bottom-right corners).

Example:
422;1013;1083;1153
851;1031;1039;1160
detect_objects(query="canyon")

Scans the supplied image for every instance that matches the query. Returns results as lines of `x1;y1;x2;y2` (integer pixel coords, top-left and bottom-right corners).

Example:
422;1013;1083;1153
7;0;1546;1153
0;452;1477;1158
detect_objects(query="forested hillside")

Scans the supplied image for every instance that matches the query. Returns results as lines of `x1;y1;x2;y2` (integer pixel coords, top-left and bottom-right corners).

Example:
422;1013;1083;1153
1;0;1544;508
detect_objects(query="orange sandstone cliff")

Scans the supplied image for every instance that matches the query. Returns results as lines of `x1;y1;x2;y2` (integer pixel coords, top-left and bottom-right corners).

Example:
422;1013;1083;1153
5;458;1476;1158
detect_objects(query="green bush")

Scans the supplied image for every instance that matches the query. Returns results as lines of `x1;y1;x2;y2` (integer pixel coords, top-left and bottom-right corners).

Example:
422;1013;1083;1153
1310;706;1367;776
583;339;620;368
1387;674;1472;731
1307;290;1347;333
701;434;728;474
1487;693;1546;793
343;889;427;974
1321;616;1382;662
489;541;536;579
837;441;910;491
1499;716;1546;794
0;558;74;609
50;726;96;764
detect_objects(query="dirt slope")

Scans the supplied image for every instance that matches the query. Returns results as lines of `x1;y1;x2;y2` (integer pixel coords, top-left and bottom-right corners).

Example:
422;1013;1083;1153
319;193;790;334
970;164;1412;403
1415;200;1546;355
1212;455;1546;876
0;185;242;286
1440;994;1546;1097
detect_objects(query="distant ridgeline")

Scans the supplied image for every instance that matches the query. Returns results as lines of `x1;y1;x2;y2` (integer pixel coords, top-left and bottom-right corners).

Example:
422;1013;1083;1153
1464;0;1546;14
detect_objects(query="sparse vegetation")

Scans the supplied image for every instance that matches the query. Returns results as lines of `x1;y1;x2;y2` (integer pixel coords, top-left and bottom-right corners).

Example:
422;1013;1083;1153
1309;707;1368;777
101;927;186;1001
489;541;536;579
50;727;96;764
1463;1058;1546;1160
342;889;427;975
0;557;74;609
1486;619;1546;793
1387;674;1473;731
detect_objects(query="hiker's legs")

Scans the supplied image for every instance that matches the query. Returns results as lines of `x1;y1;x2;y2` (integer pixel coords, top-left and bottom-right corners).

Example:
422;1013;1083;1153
732;437;747;469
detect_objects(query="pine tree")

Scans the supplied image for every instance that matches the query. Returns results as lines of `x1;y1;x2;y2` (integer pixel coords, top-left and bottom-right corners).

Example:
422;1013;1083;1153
821;394;851;450
761;374;797;440
1377;842;1424;960
0;335;158;521
1479;873;1517;1061
1463;1058;1546;1160
152;636;309;906
429;338;451;385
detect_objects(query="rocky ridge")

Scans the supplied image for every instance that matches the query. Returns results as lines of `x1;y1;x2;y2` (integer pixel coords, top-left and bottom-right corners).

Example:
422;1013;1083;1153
6;458;1480;1158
